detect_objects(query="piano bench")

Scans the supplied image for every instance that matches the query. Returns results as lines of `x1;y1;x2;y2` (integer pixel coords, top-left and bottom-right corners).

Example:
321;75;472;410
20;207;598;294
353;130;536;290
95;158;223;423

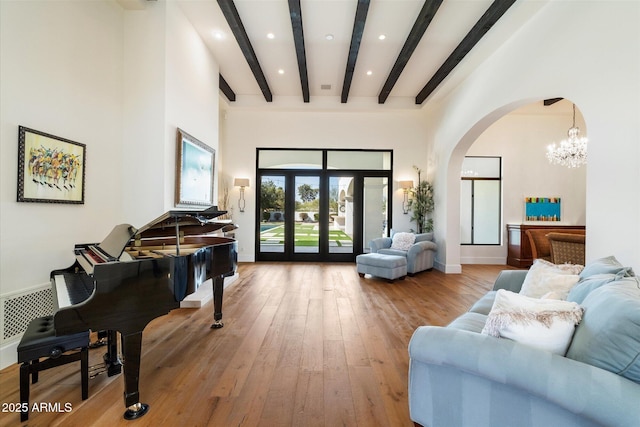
17;316;89;422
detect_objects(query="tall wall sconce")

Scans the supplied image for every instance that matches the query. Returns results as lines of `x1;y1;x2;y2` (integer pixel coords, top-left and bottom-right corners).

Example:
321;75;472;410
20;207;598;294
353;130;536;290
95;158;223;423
234;178;250;212
399;180;413;214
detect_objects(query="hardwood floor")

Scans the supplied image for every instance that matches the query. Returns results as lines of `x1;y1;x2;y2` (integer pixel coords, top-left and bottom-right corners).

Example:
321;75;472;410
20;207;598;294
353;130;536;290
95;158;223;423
0;263;512;427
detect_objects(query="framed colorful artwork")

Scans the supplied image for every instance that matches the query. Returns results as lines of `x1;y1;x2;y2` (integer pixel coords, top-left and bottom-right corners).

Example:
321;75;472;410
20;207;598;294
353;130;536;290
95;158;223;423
524;197;561;221
17;126;85;204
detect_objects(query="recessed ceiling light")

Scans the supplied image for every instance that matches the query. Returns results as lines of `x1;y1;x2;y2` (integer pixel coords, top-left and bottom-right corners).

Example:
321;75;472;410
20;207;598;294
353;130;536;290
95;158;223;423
325;34;334;41
267;33;275;39
212;30;225;40
278;69;285;75
366;70;373;76
378;34;386;40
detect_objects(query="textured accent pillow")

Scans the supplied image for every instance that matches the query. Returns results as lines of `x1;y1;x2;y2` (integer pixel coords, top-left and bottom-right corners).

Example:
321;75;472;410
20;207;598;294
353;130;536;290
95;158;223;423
519;259;581;299
566;277;640;384
390;232;415;251
482;289;583;355
579;255;635;279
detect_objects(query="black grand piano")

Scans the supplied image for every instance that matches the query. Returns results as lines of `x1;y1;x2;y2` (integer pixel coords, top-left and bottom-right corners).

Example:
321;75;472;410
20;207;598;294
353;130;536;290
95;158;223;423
51;206;237;420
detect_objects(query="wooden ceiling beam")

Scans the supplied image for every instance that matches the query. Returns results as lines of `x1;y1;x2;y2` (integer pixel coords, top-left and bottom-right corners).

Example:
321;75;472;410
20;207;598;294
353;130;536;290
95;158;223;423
378;0;444;104
415;0;518;105
544;98;564;106
288;0;309;103
341;0;370;104
219;74;236;102
217;0;272;102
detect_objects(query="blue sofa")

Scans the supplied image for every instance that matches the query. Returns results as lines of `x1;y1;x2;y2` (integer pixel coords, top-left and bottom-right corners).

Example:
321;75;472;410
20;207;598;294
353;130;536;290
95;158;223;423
370;232;436;275
408;257;640;427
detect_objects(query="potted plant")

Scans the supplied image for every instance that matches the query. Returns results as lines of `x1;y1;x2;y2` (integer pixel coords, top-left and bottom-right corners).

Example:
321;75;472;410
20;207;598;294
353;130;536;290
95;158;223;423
409;166;434;233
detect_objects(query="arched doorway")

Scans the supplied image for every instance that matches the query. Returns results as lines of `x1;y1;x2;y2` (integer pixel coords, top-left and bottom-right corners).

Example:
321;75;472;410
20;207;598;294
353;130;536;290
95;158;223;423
440;99;588;271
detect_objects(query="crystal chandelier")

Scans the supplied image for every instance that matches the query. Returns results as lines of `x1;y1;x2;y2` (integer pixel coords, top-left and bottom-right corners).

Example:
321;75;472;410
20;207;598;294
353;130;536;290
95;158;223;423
546;103;588;168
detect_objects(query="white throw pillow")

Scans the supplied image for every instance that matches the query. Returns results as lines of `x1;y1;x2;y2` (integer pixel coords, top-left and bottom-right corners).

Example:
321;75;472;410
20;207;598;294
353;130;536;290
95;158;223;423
482;289;583;355
520;259;582;299
390;232;415;251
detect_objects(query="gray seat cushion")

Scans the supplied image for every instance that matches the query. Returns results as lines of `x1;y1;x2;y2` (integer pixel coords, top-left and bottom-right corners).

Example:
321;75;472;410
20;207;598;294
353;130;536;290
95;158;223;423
378;248;408;257
356;253;407;280
356;253;406;268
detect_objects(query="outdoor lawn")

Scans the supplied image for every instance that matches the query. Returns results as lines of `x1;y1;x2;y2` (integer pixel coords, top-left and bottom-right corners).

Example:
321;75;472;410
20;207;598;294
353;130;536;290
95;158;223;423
260;222;353;247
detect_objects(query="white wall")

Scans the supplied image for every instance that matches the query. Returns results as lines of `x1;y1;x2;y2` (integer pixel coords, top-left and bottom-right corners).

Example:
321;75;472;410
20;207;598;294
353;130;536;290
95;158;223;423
430;0;640;272
0;0;221;369
221;109;429;262
165;1;220;212
121;5;167;226
0;1;125;295
121;1;220;226
461;101;587;264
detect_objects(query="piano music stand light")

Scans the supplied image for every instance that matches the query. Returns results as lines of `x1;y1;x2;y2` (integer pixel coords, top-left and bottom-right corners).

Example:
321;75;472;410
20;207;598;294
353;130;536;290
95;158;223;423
17;316;89;422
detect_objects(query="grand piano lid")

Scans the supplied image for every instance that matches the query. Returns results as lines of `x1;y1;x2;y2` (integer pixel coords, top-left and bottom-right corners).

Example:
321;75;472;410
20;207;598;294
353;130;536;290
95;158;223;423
134;206;235;240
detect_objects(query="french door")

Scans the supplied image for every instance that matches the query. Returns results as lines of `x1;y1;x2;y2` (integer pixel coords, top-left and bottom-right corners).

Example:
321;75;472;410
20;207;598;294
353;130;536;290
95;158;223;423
257;171;390;262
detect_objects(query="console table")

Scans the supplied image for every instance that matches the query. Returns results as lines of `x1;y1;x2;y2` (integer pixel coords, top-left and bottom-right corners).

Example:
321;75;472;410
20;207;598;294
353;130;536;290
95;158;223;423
506;224;586;268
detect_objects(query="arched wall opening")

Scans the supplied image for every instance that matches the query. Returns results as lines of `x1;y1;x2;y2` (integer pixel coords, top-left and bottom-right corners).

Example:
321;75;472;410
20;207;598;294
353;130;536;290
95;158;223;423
424;1;639;273
440;98;588;271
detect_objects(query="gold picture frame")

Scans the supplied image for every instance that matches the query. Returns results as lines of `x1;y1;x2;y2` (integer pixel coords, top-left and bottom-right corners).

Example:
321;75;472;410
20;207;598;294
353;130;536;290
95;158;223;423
175;128;215;207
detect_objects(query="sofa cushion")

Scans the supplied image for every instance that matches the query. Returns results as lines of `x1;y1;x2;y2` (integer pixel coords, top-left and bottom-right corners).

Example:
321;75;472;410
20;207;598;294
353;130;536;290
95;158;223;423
378;248;407;257
519;259;581;299
468;291;497;315
414;232;433;243
390;232;415;251
566;277;640;384
566;273;618;304
482;289;583;355
447;312;487;333
579;255;635;279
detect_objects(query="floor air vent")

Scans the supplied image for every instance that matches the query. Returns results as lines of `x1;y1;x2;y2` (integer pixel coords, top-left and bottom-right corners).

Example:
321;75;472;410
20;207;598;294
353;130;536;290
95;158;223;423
2;288;53;341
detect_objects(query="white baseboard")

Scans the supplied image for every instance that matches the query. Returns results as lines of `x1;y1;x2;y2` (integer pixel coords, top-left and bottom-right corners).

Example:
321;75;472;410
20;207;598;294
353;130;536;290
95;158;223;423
0;339;19;370
180;273;239;308
434;260;462;274
460;256;507;265
238;254;254;263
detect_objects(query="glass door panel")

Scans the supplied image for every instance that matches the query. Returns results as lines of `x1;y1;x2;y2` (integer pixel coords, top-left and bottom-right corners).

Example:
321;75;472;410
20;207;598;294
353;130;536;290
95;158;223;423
460;180;472;244
294;176;320;254
259;175;286;253
328;176;354;254
473;180;500;244
363;177;388;252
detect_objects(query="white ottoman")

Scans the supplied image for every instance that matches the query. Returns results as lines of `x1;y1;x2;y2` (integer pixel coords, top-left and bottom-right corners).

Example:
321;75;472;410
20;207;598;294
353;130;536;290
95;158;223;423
356;253;407;282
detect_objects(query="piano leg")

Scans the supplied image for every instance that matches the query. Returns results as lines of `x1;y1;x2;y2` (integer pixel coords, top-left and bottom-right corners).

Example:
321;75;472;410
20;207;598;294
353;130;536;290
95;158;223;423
121;332;149;420
105;330;122;376
211;275;224;329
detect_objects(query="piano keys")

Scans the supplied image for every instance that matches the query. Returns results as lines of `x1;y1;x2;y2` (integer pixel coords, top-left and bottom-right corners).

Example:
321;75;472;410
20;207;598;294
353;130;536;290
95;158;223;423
53;223;136;308
51;207;237;420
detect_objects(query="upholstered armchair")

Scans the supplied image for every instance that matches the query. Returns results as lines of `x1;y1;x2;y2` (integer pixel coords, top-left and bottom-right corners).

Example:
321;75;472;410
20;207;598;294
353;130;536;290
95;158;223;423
547;232;586;265
525;228;585;262
369;232;437;275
